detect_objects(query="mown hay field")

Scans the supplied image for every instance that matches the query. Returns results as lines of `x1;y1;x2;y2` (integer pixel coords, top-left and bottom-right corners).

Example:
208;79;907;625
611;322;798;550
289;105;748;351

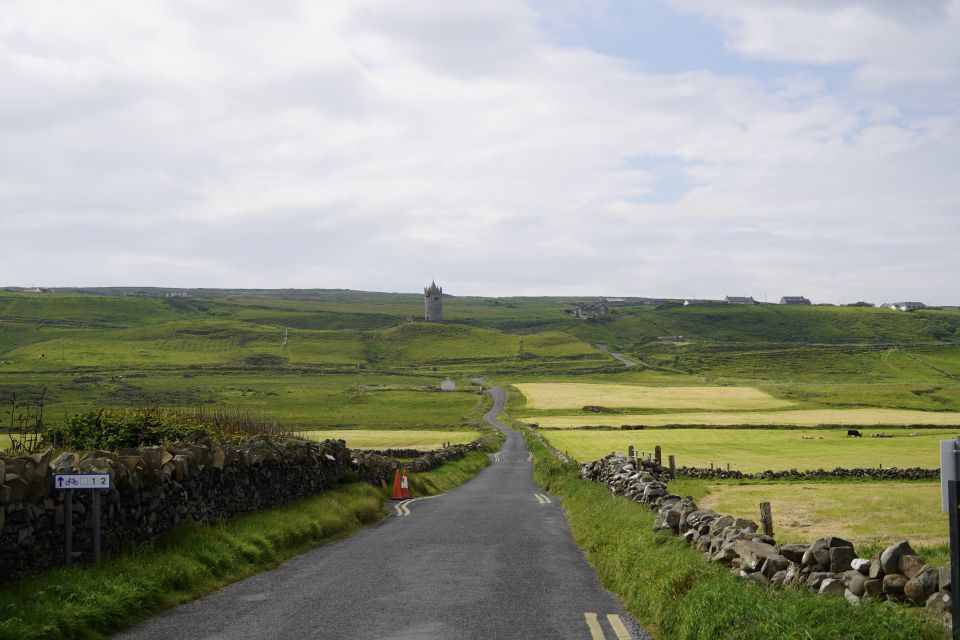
297;429;481;450
515;382;792;410
695;481;947;547
528;408;960;428
541;427;960;471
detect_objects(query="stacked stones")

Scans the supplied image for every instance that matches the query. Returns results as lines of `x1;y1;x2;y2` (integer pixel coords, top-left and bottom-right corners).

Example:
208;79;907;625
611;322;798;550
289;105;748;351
1;437;351;586
582;454;952;626
352;442;486;487
675;466;938;481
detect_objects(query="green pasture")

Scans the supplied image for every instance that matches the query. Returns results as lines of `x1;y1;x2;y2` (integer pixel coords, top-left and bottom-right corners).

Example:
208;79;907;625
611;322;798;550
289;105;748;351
571;303;960;348
296;429;481;450
529;408;960;428
689;481;947;547
540;427;960;471
0;373;489;430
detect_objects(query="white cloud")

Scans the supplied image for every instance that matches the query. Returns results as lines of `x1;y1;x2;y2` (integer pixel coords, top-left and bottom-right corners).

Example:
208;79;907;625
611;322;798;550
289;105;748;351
0;0;957;303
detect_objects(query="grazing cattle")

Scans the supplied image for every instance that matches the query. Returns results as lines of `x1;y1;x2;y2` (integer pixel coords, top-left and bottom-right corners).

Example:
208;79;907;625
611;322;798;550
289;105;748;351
847;429;862;437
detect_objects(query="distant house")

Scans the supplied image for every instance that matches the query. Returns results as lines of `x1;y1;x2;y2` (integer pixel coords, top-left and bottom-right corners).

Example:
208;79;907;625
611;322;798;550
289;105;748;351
603;297;626;306
658;335;684;343
884;301;926;312
779;296;811;305
683;299;725;306
725;296;756;305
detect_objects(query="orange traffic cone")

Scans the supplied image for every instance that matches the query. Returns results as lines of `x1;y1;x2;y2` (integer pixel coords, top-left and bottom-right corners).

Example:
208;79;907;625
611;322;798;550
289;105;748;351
400;468;410;499
391;469;403;500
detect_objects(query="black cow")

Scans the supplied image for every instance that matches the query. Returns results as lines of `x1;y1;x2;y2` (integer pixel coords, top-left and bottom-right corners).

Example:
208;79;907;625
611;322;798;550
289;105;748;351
847;429;862;437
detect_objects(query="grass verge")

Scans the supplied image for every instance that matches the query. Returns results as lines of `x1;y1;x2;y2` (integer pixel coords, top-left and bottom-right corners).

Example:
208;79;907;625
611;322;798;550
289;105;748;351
0;448;494;640
524;431;948;640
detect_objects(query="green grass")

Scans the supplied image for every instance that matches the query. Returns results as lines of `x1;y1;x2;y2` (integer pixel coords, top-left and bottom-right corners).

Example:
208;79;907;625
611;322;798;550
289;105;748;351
0;373;491;431
296;429;482;449
572;304;960;349
525;432;947;640
0;449;492;640
540;427;960;471
693;481;948;547
529;408;960;428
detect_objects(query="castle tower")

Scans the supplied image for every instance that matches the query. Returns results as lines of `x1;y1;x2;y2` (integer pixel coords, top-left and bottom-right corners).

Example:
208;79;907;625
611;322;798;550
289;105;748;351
424;280;443;322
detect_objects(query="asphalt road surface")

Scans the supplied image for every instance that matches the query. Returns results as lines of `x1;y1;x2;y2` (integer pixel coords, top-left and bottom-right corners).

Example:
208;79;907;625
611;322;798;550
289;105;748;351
115;387;648;640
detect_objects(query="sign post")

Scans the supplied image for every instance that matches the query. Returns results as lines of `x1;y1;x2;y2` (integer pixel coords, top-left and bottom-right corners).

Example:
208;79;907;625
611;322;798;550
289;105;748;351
940;439;960;638
55;473;111;566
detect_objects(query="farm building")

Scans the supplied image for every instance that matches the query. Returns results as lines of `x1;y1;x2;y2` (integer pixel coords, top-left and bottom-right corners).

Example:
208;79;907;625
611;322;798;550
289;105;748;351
683;299;725;306
725;296;756;304
883;301;926;311
779;296;811;305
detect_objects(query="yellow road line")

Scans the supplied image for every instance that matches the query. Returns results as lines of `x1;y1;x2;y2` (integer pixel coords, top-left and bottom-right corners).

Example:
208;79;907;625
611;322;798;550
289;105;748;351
607;614;633;640
584;612;605;640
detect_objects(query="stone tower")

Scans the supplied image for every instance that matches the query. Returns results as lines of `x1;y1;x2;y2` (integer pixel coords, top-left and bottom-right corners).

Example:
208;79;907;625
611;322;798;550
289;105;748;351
424;280;443;322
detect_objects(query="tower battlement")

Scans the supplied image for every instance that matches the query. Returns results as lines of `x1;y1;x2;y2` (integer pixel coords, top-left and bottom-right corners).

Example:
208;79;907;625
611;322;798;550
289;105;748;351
424;281;443;321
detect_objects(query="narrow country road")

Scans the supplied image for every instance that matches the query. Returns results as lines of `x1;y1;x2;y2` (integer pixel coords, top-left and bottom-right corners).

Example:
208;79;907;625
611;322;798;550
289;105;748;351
115;388;647;640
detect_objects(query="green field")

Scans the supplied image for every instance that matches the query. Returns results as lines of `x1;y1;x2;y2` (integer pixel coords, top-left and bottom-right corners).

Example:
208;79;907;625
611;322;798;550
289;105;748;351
540;428;959;471
528;407;960;428
692;481;947;547
296;429;481;450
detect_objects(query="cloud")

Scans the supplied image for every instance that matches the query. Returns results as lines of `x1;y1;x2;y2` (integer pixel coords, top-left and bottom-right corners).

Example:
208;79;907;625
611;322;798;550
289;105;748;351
0;0;957;303
671;0;960;99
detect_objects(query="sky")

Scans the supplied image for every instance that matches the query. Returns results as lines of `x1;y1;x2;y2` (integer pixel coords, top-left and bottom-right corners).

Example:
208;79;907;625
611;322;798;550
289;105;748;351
1;0;958;303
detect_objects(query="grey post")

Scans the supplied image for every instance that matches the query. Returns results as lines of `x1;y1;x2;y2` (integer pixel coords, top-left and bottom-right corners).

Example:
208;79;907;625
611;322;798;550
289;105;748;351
654;445;662;466
92;490;101;565
760;501;774;537
951;436;960;638
628;445;635;461
668;454;676;480
64;491;73;565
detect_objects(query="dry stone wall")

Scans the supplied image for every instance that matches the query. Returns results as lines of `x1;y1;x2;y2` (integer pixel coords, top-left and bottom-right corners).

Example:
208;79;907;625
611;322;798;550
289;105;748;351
0;437;352;586
675;466;938;481
581;454;952;627
1;436;489;586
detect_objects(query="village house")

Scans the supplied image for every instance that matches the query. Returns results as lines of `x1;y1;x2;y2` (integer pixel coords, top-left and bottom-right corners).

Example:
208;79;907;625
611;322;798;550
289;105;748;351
882;301;926;312
725;296;756;304
779;296;811;305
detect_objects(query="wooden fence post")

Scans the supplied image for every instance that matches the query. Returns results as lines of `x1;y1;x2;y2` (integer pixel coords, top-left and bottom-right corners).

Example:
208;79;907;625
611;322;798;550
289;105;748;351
760;502;774;537
628;445;635;461
654;445;662;466
668;454;676;480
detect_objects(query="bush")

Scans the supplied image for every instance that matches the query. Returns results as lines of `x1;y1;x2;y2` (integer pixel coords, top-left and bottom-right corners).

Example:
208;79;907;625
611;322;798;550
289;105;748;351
43;408;220;450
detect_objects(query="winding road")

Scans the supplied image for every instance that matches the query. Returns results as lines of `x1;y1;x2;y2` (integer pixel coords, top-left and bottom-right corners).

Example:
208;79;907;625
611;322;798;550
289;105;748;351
115;388;647;640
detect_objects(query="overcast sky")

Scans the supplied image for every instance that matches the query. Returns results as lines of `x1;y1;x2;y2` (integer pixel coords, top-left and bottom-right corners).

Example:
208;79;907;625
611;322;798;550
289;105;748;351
1;1;958;303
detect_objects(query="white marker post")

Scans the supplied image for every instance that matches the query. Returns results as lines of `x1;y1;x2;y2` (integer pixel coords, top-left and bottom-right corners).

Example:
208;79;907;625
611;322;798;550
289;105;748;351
940;439;960;638
55;474;111;566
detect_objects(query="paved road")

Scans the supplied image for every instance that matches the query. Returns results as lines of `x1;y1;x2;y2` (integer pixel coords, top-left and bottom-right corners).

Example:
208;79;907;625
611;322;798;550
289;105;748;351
116;388;647;640
594;343;637;368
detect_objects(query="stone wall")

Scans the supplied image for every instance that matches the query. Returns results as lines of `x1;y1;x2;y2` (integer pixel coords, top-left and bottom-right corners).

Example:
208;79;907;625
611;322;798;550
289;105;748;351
1;437;351;586
675;466;939;481
581;454;952;627
352;441;487;487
